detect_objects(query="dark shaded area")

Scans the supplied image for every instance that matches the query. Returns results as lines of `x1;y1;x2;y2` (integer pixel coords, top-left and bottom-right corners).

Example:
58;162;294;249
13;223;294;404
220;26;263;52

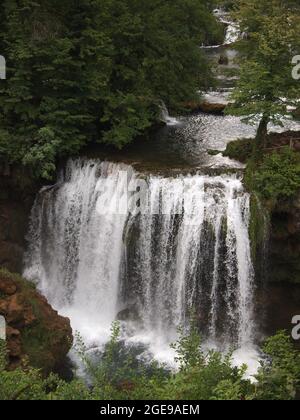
0;165;40;273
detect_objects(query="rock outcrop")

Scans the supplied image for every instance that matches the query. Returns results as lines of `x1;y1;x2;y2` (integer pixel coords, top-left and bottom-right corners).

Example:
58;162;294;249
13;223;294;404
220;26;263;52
0;269;73;374
223;132;300;285
184;100;227;114
269;197;300;284
0;164;39;273
184;91;230;115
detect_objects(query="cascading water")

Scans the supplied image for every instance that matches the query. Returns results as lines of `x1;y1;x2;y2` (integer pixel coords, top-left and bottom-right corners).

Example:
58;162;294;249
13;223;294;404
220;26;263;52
24;160;134;342
124;174;255;350
24;159;259;372
160;102;180;126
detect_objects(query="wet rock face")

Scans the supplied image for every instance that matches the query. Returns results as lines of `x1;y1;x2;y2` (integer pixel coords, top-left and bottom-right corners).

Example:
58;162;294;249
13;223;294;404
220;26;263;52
0;269;73;374
0;204;26;273
289;196;300;233
0;165;39;273
255;283;300;343
269;196;300;284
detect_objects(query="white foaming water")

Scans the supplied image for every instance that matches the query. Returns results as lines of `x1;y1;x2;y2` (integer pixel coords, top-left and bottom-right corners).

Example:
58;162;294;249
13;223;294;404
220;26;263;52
24;160;134;346
224;23;240;45
24;159;259;374
212;9;241;46
160;102;180;126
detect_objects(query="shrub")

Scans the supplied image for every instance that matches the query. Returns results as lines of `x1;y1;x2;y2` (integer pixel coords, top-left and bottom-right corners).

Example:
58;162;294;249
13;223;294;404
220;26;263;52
223;138;254;163
253;147;300;202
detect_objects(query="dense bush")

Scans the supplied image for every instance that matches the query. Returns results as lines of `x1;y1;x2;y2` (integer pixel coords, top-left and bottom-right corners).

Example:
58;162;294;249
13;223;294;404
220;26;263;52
253;148;300;203
0;324;299;400
223;138;253;163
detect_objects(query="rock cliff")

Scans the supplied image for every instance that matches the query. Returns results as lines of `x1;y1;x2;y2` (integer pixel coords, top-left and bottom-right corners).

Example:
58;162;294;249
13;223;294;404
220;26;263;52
0;164;39;273
0;269;73;374
270;196;300;284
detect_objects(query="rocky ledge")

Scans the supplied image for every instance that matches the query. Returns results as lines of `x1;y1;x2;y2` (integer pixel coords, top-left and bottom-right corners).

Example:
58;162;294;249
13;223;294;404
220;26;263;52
0;269;73;374
184;92;230;115
184;100;227;115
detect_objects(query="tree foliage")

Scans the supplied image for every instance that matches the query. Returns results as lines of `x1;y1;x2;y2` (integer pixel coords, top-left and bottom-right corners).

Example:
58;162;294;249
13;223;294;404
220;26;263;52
253;147;300;203
227;0;300;147
254;331;300;400
0;0;222;178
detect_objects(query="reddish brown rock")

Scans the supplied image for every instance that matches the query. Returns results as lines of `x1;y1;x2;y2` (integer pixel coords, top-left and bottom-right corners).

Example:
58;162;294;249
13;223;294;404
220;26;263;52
198;101;227;114
6;295;25;324
6;326;22;358
0;275;17;295
183;100;227;114
0;269;73;374
0;300;8;313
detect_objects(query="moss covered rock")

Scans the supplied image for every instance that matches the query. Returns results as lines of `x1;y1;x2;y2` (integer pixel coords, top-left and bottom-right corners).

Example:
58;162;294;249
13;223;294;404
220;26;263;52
223;138;253;163
0;269;73;374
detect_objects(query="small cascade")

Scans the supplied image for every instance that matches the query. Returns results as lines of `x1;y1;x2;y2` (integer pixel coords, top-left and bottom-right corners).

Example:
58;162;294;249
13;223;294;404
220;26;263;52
160;102;180;126
213;9;241;46
224;23;240;45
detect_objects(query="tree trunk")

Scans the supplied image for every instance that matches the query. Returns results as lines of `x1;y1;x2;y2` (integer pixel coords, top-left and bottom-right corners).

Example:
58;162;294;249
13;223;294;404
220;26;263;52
256;116;269;150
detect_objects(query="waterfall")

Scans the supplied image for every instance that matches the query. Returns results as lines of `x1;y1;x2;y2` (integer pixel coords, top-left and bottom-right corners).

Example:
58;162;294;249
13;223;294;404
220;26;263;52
160;102;179;126
213;8;241;46
24;159;257;367
24;160;135;342
224;22;240;45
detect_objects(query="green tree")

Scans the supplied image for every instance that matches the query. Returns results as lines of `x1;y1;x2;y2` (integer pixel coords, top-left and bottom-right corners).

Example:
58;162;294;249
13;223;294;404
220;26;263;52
254;331;300;400
253;147;300;203
166;325;250;400
227;0;300;151
0;0;113;178
0;0;221;179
